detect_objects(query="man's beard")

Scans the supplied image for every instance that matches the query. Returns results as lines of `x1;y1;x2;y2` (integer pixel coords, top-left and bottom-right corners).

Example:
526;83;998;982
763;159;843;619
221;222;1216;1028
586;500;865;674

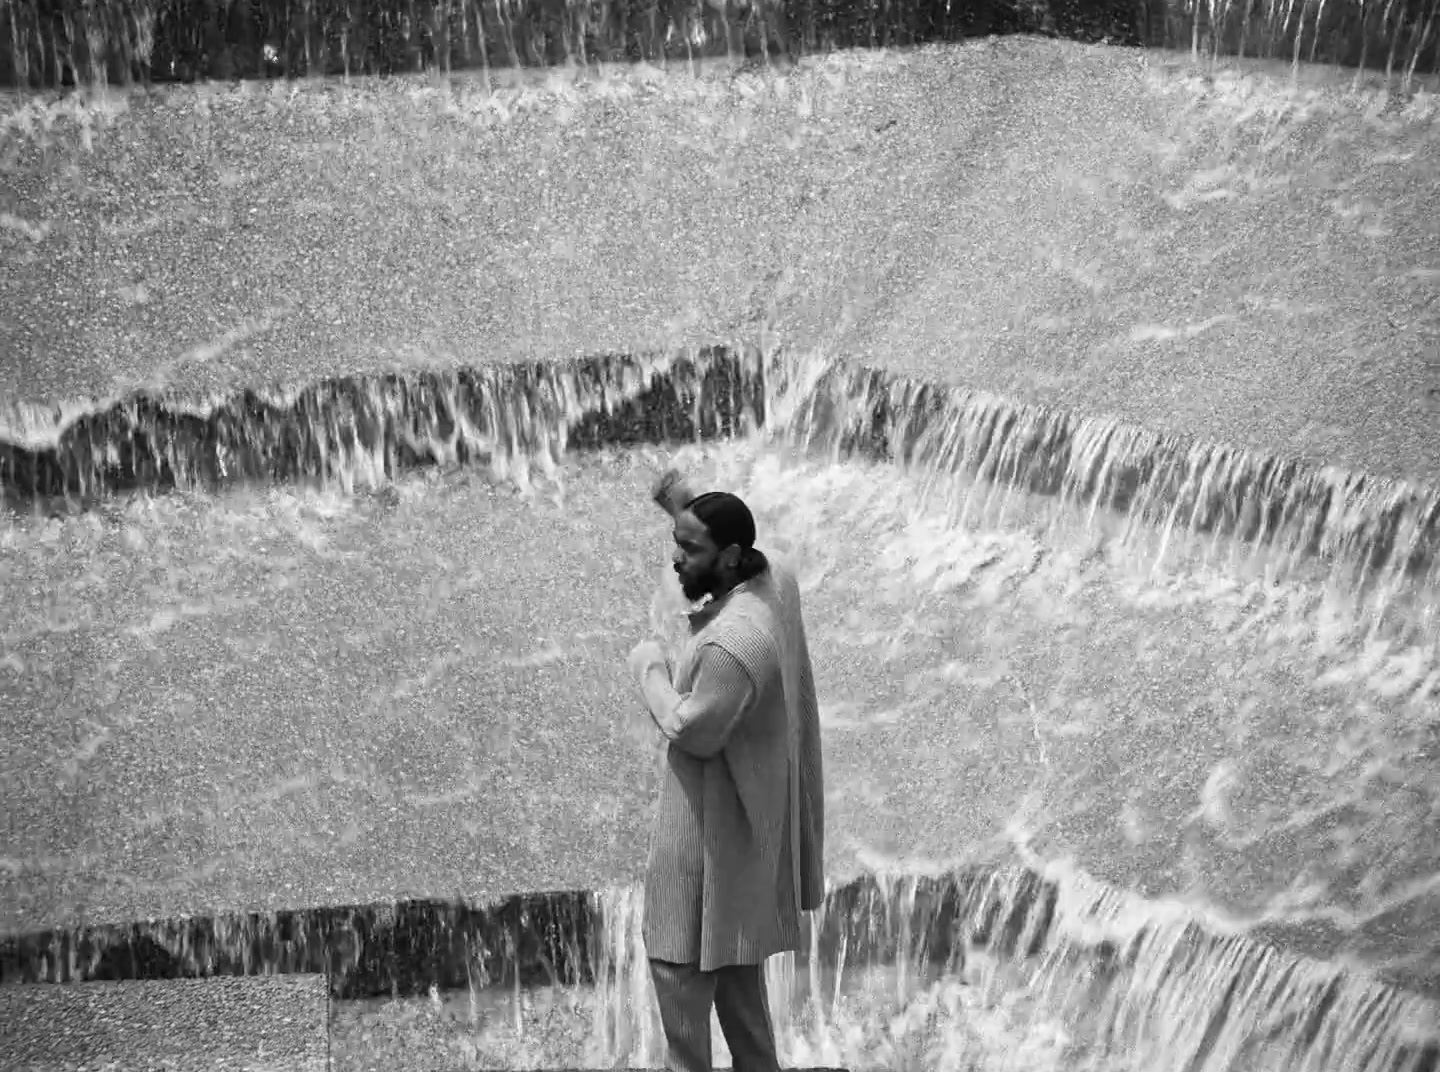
678;568;714;603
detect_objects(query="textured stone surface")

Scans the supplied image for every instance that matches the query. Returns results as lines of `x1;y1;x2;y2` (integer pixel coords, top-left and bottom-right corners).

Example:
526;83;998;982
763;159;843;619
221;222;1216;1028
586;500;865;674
1;41;1437;482
0;974;328;1071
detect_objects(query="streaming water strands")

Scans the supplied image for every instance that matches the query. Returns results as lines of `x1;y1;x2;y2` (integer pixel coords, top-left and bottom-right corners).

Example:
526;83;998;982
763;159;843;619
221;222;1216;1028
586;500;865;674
589;869;1440;1072
1033;869;1440;1072
0;350;1437;1068
0;346;764;506
6;867;1438;1069
588;868;1056;1071
2;894;597;999
765;351;1440;616
7;345;1440;613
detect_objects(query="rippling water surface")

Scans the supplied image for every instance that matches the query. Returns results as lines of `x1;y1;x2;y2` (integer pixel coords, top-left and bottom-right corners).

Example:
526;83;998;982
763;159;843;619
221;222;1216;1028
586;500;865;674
2;25;1440;1072
2;433;1437;1068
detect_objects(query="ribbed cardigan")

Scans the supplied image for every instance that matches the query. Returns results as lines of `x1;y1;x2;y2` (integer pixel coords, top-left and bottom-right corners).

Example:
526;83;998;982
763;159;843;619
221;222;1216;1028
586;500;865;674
642;558;826;970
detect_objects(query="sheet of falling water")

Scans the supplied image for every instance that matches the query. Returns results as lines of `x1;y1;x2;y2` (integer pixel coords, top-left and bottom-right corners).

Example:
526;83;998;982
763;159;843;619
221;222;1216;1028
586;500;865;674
328;958;1084;1072
1;439;1436;1030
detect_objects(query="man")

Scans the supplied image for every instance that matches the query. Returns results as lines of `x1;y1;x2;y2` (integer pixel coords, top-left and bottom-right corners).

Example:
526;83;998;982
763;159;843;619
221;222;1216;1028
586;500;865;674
625;469;825;1072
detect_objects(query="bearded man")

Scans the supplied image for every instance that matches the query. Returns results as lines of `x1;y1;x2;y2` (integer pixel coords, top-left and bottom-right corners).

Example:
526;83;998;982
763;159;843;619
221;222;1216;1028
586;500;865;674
625;470;826;1072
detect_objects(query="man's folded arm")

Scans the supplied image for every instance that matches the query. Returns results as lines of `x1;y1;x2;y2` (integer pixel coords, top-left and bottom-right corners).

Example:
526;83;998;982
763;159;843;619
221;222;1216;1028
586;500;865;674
639;644;755;759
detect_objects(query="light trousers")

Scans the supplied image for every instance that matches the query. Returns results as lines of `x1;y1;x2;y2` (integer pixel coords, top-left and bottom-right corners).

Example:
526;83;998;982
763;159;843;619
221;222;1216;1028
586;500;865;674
648;958;782;1072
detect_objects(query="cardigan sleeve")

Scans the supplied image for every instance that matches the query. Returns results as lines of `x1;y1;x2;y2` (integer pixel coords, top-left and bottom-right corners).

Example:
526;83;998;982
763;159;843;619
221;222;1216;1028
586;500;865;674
639;643;756;759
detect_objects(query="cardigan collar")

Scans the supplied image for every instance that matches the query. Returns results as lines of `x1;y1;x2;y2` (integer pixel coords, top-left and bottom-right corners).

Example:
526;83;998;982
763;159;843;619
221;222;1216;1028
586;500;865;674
686;568;765;628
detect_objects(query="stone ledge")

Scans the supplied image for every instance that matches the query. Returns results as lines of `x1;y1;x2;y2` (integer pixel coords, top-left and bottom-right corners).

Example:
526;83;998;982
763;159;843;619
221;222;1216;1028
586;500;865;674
0;974;329;1072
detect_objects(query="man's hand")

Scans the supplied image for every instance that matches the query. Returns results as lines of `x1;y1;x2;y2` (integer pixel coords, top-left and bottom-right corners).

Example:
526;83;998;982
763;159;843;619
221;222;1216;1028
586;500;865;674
627;638;671;683
650;468;695;518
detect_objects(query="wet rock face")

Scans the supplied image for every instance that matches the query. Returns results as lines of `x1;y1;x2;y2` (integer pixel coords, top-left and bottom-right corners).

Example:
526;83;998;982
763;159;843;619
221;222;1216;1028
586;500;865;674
0;349;765;508
0;891;596;1000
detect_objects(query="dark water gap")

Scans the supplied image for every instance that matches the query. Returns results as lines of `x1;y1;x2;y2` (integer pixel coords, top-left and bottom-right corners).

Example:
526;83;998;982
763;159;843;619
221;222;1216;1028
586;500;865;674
4;0;1436;91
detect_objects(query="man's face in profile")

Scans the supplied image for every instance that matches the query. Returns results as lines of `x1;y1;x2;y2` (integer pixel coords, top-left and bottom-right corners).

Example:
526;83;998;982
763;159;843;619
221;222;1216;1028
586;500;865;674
672;509;722;603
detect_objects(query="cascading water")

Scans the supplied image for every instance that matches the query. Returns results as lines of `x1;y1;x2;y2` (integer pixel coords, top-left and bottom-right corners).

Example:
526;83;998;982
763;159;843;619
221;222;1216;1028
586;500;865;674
0;348;764;506
583;870;1440;1072
3;21;1439;1072
3;343;1438;1070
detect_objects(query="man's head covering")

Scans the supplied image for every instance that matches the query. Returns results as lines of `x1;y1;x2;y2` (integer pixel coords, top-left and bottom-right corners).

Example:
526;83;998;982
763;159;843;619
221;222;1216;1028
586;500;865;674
685;491;757;551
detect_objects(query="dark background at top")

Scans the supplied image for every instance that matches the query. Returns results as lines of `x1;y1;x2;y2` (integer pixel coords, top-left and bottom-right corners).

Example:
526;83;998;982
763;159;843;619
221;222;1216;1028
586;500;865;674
2;0;1437;89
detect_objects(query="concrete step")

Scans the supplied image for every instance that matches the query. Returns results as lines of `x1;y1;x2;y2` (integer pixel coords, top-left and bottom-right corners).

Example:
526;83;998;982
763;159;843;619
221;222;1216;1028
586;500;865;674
0;975;329;1072
0;972;849;1072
